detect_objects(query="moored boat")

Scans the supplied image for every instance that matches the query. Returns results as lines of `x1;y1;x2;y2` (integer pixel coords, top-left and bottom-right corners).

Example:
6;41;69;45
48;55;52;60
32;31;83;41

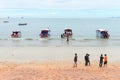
3;21;9;23
18;23;27;26
96;29;110;39
61;28;73;38
11;31;21;38
39;29;50;38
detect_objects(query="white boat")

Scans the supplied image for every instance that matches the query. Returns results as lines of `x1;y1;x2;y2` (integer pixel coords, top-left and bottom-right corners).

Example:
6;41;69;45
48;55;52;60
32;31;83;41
11;31;21;38
39;29;50;38
96;29;110;39
61;28;73;38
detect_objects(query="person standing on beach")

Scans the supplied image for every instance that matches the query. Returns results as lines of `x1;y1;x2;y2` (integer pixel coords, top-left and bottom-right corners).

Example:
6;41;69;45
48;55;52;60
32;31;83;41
87;54;90;66
104;54;108;67
67;35;69;42
99;54;104;67
84;53;90;66
85;54;88;66
73;53;78;67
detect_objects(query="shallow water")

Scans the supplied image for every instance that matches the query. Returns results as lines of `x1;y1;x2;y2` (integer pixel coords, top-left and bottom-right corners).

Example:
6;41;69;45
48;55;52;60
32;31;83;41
0;18;120;47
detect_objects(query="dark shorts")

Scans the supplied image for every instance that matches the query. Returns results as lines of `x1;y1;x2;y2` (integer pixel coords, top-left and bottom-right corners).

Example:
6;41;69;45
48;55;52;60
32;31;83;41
104;61;107;64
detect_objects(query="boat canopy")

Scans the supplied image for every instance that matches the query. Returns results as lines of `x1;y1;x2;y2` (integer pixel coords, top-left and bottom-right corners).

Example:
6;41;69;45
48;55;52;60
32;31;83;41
64;28;72;30
97;29;108;32
64;28;72;32
12;31;21;33
41;29;50;31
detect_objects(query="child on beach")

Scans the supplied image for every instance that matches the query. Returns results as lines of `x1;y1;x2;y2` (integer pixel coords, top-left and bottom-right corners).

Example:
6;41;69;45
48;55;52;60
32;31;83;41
104;54;108;68
73;53;78;67
99;54;104;67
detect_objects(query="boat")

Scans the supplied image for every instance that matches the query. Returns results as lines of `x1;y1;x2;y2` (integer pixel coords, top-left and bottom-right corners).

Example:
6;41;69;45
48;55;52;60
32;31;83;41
39;29;50;38
61;28;73;38
18;23;27;26
3;21;9;23
11;31;21;38
96;29;110;39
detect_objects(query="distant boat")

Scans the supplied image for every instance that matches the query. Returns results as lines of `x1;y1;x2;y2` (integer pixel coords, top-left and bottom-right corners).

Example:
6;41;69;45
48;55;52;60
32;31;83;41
3;21;9;23
18;23;27;26
39;29;51;38
11;31;21;38
96;29;110;39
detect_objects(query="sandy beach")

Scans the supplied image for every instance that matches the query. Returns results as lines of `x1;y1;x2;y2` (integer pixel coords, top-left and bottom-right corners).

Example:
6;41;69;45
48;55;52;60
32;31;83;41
0;46;120;80
0;61;120;80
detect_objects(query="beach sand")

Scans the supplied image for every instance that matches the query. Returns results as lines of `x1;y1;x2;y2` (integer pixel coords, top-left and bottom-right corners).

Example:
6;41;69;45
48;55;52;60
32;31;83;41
0;46;120;80
0;61;120;80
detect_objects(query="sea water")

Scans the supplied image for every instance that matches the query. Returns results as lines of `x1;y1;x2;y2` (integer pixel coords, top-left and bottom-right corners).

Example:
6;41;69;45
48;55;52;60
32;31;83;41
0;18;120;47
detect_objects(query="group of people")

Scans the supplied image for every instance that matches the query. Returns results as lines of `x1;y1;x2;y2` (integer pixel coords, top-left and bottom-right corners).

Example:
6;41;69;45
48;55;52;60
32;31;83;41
73;53;108;68
99;54;107;67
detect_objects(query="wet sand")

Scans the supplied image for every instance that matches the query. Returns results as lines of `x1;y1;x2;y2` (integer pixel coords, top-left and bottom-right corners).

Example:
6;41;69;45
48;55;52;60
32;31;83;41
0;46;120;62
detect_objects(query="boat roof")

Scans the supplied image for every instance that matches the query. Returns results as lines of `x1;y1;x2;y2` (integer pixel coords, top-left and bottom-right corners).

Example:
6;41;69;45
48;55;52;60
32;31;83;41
97;29;108;32
12;30;21;32
41;29;50;31
64;28;72;30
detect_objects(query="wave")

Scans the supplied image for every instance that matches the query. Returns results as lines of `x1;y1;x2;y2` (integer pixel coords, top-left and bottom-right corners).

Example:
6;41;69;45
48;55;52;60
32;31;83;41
0;37;120;41
83;38;96;41
9;38;24;40
25;38;33;40
110;39;120;41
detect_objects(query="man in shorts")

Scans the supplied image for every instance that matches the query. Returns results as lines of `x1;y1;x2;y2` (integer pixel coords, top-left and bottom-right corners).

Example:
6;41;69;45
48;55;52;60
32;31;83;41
104;54;108;68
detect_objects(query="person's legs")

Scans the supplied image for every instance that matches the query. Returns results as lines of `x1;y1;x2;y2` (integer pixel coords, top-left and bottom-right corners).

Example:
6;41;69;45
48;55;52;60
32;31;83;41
104;61;107;67
99;62;102;67
88;61;90;66
85;61;87;66
99;63;101;67
75;62;77;67
99;61;103;67
73;61;77;67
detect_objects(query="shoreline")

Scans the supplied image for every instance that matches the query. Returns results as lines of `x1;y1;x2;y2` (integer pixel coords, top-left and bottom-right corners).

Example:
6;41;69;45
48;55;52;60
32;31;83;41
1;38;120;47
